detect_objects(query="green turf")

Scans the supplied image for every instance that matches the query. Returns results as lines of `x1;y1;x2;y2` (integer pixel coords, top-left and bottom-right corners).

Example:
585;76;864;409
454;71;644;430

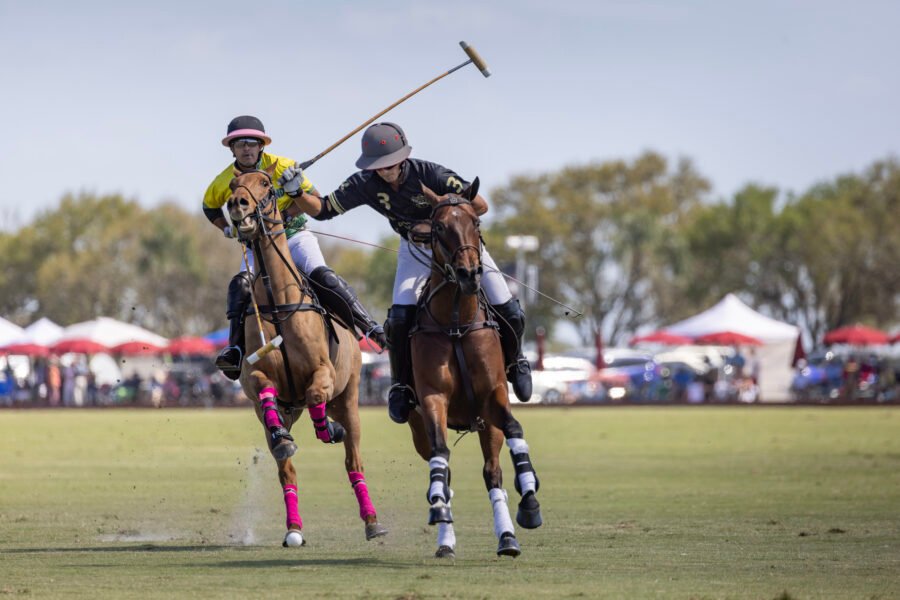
1;407;898;599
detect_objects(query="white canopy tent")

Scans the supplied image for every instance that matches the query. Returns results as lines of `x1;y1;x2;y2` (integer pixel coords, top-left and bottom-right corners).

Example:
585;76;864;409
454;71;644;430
664;293;801;401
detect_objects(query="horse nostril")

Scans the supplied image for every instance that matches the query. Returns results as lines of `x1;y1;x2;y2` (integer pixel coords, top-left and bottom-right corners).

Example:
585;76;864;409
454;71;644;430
240;198;249;207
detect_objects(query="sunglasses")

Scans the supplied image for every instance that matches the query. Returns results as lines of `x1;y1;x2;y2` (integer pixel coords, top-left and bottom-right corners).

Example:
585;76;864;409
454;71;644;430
232;139;262;149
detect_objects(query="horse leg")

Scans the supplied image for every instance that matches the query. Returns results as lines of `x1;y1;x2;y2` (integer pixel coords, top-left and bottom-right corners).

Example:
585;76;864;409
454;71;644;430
497;412;543;529
328;388;388;541
480;424;520;557
305;365;344;443
408;406;456;556
277;456;305;547
248;373;297;460
420;395;457;558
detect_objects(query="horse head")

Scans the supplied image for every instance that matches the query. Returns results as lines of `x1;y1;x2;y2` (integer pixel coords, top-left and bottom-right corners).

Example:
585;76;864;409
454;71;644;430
419;178;483;296
226;162;280;242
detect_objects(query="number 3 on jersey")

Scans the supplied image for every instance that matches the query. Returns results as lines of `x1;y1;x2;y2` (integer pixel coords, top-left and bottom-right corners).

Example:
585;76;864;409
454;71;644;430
377;192;391;210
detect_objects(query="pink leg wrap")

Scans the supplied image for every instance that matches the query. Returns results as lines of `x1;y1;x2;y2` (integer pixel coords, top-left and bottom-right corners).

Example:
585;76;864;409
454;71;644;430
283;484;302;530
259;388;282;429
348;471;377;520
308;402;332;443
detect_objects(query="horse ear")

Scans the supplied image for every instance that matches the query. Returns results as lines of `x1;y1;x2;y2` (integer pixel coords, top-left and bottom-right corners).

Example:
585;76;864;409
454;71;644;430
420;183;443;206
232;167;242;178
265;162;278;177
462;177;480;201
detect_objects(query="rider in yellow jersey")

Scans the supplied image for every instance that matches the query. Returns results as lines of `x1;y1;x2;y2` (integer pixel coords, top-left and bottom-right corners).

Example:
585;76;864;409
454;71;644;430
204;115;385;380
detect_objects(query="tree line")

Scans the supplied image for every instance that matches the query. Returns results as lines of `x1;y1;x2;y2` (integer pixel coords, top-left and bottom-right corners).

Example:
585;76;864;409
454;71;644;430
1;153;897;344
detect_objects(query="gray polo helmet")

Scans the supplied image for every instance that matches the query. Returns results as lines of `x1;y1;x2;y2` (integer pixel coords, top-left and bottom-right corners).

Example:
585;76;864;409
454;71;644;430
356;122;412;170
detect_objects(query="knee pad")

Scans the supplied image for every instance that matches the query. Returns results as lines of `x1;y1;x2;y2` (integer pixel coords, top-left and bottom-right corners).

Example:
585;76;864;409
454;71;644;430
310;266;341;290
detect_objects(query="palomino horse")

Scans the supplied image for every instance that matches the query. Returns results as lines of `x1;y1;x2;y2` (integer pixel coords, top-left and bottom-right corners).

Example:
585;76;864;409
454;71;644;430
406;179;543;558
226;164;387;546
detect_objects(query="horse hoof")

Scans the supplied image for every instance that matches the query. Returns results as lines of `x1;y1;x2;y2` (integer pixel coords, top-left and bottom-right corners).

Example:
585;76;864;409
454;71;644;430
283;530;305;547
365;522;388;540
271;440;297;461
428;505;454;525
516;492;543;529
497;533;521;557
435;545;456;559
329;421;345;444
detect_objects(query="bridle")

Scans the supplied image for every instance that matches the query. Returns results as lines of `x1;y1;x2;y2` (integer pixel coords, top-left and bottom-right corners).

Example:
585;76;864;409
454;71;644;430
231;170;286;238
411;196;484;286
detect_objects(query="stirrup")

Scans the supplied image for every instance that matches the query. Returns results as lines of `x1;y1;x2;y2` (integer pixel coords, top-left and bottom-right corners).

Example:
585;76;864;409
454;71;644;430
387;384;416;424
215;346;243;380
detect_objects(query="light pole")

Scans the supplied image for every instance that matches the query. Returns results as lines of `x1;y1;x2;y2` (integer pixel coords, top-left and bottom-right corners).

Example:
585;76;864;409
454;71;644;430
505;235;539;308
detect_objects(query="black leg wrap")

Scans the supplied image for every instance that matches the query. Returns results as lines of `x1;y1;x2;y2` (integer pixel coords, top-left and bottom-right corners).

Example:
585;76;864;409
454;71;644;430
311;414;345;444
510;450;540;495
427;461;453;524
502;417;525;441
492;298;533;402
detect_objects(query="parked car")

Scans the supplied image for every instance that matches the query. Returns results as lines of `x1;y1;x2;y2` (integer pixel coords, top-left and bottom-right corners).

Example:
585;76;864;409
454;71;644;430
359;352;391;406
522;355;597;404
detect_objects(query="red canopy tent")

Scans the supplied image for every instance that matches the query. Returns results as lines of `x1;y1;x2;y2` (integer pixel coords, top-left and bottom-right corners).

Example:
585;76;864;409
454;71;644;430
166;336;216;355
695;331;763;346
823;324;889;346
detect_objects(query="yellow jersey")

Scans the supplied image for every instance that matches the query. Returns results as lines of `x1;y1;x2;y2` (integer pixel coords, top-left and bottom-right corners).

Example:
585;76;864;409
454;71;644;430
203;152;314;215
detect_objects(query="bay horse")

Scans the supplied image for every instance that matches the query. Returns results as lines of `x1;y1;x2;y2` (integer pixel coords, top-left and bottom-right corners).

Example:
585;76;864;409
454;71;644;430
226;164;387;546
406;179;543;558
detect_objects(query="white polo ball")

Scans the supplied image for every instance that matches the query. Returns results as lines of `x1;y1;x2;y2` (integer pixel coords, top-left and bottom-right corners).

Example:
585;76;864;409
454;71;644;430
284;530;304;547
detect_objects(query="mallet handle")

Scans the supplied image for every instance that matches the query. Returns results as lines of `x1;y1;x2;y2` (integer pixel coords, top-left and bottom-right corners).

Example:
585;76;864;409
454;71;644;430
298;42;490;170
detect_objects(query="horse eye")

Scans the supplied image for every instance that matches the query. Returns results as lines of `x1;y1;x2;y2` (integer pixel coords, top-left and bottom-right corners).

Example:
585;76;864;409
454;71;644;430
433;223;444;234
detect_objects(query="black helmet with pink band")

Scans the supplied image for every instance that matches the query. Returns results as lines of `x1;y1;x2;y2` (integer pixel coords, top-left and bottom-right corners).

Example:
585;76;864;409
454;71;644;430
356;122;411;170
221;115;272;147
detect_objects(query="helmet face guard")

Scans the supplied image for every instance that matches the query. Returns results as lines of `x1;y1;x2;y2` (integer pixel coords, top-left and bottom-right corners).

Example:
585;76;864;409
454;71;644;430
222;115;272;146
356;122;411;170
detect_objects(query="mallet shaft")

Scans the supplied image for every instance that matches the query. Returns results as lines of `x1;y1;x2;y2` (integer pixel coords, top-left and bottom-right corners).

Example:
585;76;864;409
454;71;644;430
298;41;491;170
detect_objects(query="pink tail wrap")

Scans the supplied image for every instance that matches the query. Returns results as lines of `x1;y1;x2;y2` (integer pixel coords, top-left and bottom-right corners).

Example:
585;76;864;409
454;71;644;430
283;484;302;530
259;387;282;429
349;471;377;520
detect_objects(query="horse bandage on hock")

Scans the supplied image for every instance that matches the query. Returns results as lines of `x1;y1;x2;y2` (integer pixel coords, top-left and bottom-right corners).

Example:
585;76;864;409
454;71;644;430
259;387;283;429
507;438;539;496
308;402;345;444
348;471;377;520
283;484;303;530
427;456;451;503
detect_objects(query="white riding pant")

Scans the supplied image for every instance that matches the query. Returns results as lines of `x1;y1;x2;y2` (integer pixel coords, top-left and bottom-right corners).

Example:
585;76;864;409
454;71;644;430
238;229;327;275
393;239;512;306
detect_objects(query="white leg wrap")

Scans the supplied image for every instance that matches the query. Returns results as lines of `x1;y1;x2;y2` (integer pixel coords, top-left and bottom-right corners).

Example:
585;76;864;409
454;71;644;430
506;438;529;455
428;456;450;502
507;438;537;495
437;522;456;548
489;488;515;539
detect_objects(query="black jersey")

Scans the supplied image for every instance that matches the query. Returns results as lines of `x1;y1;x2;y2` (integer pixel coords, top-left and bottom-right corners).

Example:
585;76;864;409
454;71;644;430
314;158;470;240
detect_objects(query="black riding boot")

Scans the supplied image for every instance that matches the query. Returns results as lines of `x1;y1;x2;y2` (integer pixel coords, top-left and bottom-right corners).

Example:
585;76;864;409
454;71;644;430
385;304;417;424
309;266;386;348
493;298;533;402
215;272;252;381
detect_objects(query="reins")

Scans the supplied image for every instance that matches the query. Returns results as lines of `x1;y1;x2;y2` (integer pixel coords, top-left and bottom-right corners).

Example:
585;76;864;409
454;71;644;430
411;196;496;432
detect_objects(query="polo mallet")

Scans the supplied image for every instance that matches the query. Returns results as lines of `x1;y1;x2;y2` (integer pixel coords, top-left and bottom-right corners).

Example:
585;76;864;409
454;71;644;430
240;245;283;366
297;41;491;170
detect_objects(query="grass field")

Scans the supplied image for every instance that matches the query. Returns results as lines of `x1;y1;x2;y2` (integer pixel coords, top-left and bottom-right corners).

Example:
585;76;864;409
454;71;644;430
1;407;898;599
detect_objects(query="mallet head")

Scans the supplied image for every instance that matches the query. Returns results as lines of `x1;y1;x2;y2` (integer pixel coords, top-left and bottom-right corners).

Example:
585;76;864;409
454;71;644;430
460;41;491;77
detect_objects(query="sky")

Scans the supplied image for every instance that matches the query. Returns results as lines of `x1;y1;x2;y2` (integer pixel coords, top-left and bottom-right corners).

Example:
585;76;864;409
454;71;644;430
2;0;899;246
